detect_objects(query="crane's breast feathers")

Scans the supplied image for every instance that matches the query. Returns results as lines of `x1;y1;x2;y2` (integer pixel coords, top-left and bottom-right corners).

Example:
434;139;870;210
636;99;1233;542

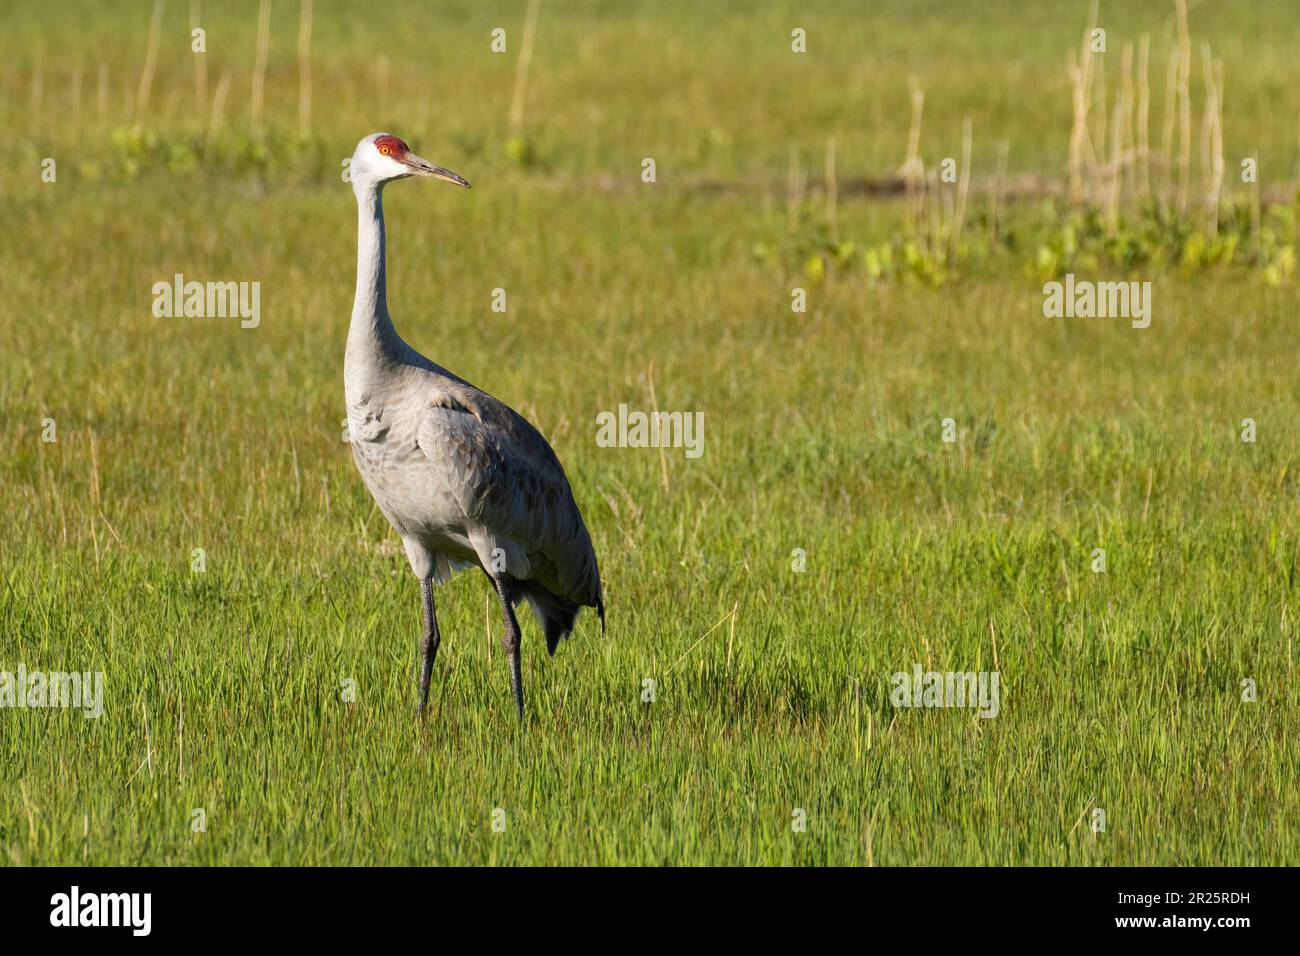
415;387;600;603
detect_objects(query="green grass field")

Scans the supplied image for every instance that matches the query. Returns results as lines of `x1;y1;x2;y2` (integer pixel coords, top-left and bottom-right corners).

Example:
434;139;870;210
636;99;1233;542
2;1;1299;865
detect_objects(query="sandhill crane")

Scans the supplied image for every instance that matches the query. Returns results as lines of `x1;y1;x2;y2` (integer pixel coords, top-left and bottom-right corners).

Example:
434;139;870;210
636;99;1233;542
344;132;604;719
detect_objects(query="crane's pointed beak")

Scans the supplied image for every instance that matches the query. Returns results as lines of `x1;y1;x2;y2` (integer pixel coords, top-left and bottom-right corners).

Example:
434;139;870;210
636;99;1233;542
405;154;471;188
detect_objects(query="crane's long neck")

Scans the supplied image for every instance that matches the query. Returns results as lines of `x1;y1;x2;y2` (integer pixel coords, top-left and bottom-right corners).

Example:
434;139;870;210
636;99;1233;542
347;184;404;372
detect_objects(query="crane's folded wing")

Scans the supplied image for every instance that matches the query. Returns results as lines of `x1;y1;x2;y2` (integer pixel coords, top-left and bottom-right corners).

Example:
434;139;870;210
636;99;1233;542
415;387;602;608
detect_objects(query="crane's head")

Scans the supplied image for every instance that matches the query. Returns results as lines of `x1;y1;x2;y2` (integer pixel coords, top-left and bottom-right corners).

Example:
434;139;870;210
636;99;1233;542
350;132;470;192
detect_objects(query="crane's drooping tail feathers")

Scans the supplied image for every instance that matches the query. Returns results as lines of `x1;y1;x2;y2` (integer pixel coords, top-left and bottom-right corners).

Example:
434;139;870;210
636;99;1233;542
519;583;583;656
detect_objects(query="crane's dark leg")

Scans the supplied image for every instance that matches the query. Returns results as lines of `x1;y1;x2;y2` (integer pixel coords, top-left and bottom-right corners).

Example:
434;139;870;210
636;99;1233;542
492;576;524;720
417;577;441;715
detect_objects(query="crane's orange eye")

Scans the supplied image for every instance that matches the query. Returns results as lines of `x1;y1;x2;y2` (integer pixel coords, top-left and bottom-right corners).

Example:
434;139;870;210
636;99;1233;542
379;145;391;155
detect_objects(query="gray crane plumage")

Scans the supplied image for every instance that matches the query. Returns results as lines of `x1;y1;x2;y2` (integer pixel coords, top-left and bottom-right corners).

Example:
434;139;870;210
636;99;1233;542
344;132;604;718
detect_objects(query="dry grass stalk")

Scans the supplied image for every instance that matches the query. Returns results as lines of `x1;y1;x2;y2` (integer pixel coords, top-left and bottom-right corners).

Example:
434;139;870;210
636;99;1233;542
1196;44;1225;237
1121;42;1134;199
1067;56;1088;202
1137;34;1151;200
899;77;925;232
1094;40;1108;171
207;69;232;141
509;0;542;137
192;0;207;114
1161;45;1178;211
1067;2;1102;205
949;117;972;262
1106;100;1123;232
1175;0;1192;216
298;0;313;137
1098;41;1133;231
134;0;163;129
1209;56;1224;236
251;0;272;138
